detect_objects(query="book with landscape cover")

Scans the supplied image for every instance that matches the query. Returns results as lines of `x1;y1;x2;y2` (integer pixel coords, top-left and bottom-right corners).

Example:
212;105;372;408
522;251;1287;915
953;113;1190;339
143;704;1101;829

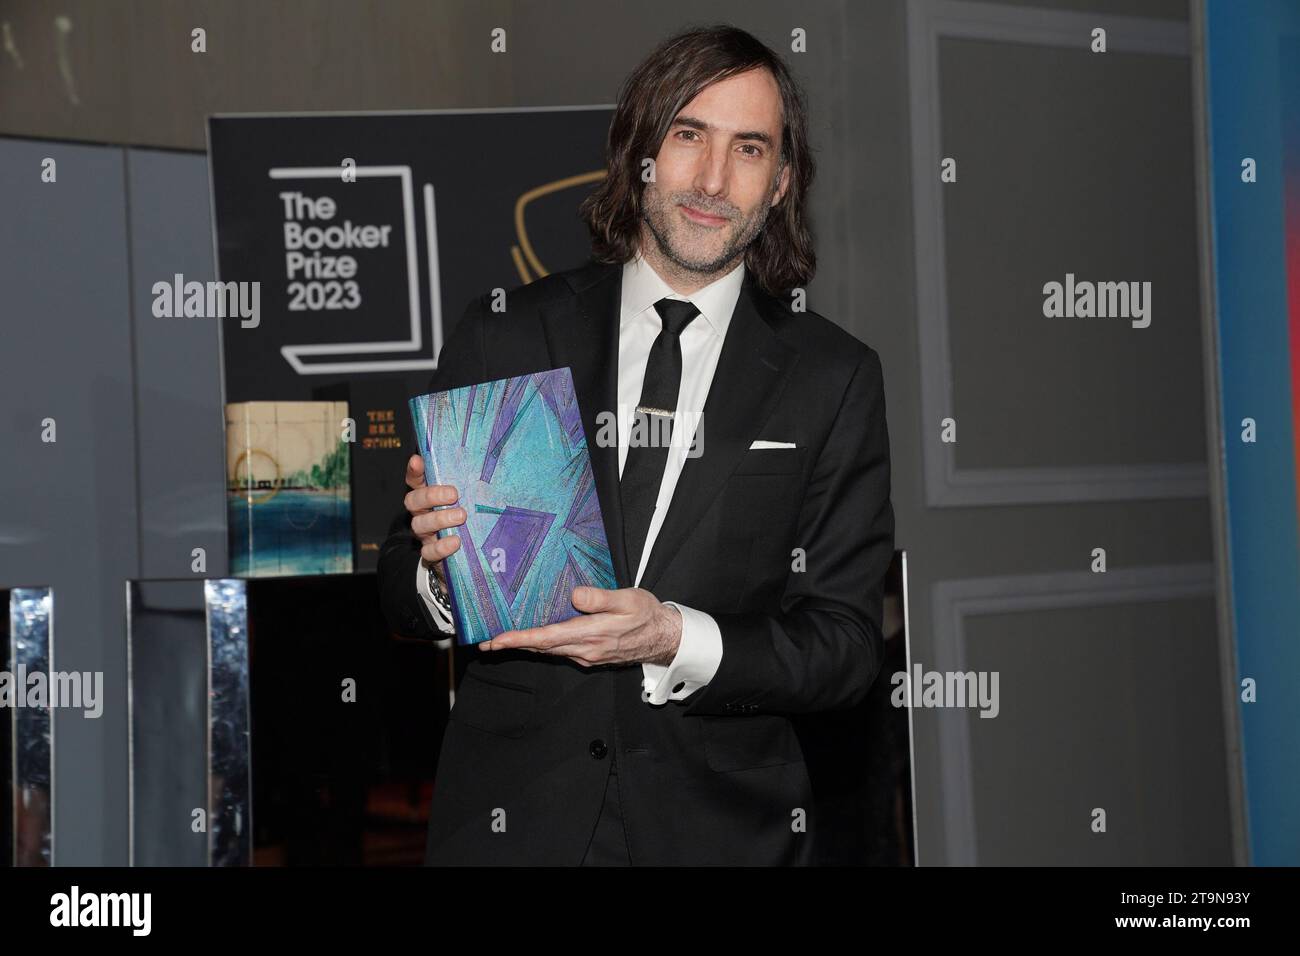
226;401;353;577
408;368;617;646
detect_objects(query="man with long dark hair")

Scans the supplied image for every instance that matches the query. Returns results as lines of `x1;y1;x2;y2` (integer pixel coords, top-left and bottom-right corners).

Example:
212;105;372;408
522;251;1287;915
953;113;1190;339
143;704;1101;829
378;23;894;865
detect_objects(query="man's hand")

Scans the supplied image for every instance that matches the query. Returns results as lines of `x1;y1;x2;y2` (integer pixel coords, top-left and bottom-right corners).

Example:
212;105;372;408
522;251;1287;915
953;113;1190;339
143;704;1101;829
483;586;682;667
403;453;464;585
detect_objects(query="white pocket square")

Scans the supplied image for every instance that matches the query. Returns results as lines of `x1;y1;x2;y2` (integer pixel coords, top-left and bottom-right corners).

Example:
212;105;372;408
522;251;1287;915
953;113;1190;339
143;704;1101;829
749;440;796;449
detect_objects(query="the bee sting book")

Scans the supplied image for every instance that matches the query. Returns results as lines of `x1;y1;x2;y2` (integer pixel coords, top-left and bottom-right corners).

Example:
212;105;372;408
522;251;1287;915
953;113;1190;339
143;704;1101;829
408;368;617;645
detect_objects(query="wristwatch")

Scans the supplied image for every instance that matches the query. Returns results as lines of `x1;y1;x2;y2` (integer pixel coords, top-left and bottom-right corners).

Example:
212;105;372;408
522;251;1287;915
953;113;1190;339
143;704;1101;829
427;564;452;615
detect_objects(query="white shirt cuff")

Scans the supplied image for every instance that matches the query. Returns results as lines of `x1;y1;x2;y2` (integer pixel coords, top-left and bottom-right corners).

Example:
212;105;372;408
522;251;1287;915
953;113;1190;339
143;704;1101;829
416;560;456;635
641;602;723;705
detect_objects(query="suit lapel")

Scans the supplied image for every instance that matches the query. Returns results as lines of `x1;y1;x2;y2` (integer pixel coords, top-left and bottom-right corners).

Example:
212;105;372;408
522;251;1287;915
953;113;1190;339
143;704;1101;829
637;272;797;593
539;260;634;587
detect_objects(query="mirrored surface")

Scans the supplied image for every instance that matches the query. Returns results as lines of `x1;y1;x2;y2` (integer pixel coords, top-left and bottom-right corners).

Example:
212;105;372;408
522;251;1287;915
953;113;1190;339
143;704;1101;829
3;587;53;867
245;573;445;866
207;579;250;867
128;573;445;866
128;578;249;866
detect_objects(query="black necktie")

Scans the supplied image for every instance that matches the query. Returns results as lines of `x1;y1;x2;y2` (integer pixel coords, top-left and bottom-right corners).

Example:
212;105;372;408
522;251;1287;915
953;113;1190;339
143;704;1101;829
621;297;700;579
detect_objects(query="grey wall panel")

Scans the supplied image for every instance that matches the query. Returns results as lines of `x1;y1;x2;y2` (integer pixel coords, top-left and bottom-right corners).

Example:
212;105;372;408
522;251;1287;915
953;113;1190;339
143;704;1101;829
0;136;137;865
902;0;1219;864
965;595;1230;864
127;148;228;579
940;36;1204;471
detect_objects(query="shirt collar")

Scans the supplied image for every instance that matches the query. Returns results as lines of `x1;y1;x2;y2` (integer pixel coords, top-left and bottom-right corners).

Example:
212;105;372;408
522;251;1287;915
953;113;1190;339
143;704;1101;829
619;248;745;338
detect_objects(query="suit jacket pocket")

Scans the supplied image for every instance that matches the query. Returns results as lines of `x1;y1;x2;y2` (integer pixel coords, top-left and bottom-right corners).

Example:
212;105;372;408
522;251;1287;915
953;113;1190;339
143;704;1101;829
701;714;805;772
450;668;535;739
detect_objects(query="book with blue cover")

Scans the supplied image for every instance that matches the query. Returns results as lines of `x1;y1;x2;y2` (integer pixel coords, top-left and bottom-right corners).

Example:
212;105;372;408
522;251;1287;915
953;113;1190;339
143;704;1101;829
408;368;617;645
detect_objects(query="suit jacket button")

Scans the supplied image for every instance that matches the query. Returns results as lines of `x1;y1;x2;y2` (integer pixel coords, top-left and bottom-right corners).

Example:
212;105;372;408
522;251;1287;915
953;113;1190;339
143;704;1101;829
589;739;608;759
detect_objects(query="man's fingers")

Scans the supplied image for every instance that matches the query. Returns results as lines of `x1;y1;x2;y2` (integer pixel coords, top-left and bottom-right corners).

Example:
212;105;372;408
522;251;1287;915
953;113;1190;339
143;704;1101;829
404;483;460;515
404;454;425;490
412;507;466;537
536;644;610;666
420;533;461;564
571;585;622;613
490;615;603;651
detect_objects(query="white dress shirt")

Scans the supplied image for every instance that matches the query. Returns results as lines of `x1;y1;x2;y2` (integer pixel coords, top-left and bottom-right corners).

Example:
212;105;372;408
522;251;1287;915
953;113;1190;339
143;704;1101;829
418;250;743;705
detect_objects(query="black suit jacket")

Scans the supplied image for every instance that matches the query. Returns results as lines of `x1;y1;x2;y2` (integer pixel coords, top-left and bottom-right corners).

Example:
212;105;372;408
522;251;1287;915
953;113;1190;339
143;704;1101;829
377;257;894;865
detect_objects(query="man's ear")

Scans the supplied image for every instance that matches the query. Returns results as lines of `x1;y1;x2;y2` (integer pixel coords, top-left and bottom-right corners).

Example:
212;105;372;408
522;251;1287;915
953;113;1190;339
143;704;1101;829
771;160;792;209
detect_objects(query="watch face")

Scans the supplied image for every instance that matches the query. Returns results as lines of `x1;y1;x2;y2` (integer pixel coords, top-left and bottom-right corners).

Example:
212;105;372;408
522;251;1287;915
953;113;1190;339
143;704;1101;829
428;568;449;604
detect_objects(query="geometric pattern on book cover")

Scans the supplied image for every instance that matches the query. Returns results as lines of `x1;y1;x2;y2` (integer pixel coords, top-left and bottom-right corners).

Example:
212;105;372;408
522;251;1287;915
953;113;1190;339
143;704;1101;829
409;367;617;645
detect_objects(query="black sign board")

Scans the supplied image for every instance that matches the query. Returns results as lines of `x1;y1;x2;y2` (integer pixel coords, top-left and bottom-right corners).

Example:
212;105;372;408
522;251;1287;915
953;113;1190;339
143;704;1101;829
208;107;612;403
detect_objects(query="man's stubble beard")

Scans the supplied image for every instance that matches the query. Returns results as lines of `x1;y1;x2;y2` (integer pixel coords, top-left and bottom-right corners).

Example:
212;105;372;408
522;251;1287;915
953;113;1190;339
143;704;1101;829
639;176;779;280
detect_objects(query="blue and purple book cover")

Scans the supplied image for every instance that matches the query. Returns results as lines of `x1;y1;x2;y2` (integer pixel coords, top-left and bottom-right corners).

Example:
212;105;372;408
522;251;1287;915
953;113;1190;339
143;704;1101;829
408;368;617;645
